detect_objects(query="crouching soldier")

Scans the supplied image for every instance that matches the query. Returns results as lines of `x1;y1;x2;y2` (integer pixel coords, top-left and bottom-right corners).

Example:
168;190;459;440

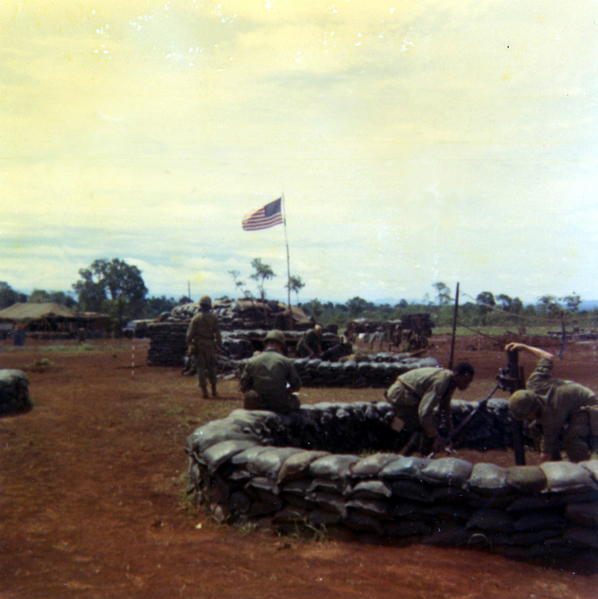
385;361;475;455
186;295;222;399
296;324;323;358
240;330;301;414
506;342;598;463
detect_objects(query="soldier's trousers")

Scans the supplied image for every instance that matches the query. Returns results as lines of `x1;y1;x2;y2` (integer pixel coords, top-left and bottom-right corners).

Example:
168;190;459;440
562;410;592;463
243;390;300;414
195;347;217;390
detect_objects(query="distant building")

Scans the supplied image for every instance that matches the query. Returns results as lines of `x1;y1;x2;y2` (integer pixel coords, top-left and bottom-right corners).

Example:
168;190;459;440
0;303;111;340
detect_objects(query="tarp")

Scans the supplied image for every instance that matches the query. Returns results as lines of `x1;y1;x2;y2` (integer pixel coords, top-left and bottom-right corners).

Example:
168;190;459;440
0;303;76;322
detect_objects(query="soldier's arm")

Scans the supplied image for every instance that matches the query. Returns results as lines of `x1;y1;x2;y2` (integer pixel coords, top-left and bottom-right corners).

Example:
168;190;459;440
504;343;554;361
239;365;252;392
185;319;195;345
418;379;448;439
215;323;223;352
288;362;301;393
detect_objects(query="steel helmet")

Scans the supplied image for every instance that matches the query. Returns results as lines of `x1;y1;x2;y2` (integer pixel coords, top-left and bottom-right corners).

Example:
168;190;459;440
265;329;286;347
199;295;212;308
509;390;539;420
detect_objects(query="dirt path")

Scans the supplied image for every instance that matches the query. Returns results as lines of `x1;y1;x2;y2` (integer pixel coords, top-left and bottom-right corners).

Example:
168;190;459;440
1;338;597;598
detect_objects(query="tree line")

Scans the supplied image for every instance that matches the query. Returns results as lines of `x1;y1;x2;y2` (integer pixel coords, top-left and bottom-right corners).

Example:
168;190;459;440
1;257;595;334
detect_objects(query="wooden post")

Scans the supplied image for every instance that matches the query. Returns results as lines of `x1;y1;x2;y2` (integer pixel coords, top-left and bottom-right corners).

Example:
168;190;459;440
506;349;526;465
448;282;459;370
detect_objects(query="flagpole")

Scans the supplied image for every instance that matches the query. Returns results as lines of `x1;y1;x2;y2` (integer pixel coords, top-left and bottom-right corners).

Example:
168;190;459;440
282;193;292;312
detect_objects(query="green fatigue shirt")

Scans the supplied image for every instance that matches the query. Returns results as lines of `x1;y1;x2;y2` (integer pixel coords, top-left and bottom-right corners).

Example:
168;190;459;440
185;312;222;353
526;358;598;455
386;367;455;439
240;349;301;412
298;329;321;355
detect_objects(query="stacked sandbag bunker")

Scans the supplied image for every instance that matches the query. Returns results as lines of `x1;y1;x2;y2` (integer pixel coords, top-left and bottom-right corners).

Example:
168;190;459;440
186;403;598;558
0;369;30;415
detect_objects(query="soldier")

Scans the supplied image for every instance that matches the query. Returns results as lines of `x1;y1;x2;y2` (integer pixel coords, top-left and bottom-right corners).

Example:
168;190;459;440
240;330;301;413
296;324;323;358
385;361;475;455
506;342;598;463
186;296;222;399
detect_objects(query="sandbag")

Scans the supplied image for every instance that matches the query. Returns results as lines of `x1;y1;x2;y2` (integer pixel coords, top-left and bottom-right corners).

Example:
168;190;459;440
564;503;598;527
245;447;304;478
277;450;330;484
202;440;258;473
466;509;514;532
346;498;389;518
308;455;360;479
352;453;402;477
468;463;510;496
506;466;547;494
349;480;392;500
513;510;566;532
420;458;473;487
540;462;598;494
310;491;348;518
390;480;433;503
379;456;431;480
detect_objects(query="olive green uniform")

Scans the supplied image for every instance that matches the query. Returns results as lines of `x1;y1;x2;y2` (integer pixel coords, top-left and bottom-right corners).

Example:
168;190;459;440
386;368;455;441
186;312;222;391
297;329;321;358
240;349;301;413
527;357;598;462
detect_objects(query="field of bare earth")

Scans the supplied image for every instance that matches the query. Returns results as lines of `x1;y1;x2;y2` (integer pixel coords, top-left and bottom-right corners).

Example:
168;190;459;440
1;334;597;599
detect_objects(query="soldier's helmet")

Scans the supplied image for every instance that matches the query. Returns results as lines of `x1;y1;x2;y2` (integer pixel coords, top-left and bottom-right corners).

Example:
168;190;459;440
314;324;323;335
265;329;286;347
199;295;212;308
509;389;539;420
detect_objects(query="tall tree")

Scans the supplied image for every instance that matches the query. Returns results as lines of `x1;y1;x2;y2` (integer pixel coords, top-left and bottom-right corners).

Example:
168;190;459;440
27;289;51;303
286;275;305;304
346;296;373;317
496;293;513;312
476;291;496;325
538;295;560;316
0;282;20;309
249;258;275;300
49;291;77;308
73;258;148;331
561;292;581;313
433;282;452;306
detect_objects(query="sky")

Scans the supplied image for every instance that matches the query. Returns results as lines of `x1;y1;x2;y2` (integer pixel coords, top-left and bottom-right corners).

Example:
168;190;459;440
1;0;597;306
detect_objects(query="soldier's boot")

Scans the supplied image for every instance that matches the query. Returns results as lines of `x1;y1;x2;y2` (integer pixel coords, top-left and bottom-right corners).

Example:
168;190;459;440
201;386;209;399
211;384;220;399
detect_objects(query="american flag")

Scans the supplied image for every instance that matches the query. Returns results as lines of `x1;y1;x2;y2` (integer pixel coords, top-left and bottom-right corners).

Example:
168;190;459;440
242;198;283;231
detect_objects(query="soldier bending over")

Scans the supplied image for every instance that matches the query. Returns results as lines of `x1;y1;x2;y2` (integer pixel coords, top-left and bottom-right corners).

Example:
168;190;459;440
506;342;598;463
385;361;474;455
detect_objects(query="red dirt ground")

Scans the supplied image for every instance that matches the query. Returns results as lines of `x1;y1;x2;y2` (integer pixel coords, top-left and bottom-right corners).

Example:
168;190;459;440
1;335;597;599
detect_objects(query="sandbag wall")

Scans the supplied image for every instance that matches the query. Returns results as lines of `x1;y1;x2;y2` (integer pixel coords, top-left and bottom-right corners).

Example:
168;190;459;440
147;323;189;366
186;403;598;558
147;323;303;367
288;356;440;388
147;321;440;389
0;369;31;415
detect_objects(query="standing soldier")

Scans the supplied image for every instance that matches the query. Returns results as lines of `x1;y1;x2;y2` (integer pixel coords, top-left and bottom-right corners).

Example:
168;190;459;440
506;342;598;463
186;296;222;399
